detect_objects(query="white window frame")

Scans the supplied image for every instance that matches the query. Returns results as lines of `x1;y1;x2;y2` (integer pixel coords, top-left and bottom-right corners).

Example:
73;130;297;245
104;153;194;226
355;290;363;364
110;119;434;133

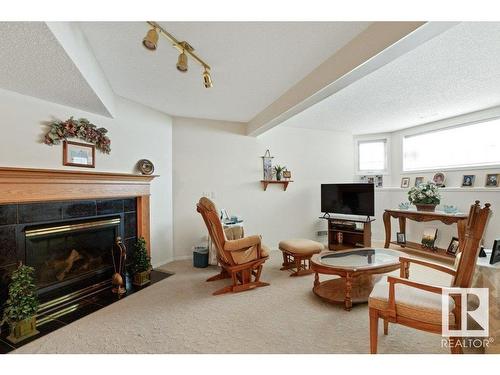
355;135;390;175
402;117;500;173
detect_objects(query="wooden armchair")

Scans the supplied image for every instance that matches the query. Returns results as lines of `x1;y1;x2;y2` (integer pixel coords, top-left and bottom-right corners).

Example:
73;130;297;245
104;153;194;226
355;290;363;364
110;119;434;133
196;197;270;295
369;200;491;354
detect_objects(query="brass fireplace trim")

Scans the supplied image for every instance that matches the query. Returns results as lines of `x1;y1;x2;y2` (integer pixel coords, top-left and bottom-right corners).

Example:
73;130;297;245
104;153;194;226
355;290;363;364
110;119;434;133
37;279;112;324
25;218;121;238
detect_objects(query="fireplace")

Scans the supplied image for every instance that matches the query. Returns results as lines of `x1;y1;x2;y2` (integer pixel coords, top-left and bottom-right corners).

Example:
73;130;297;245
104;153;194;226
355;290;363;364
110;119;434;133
24;217;120;294
0;197;139;319
0;167;154;324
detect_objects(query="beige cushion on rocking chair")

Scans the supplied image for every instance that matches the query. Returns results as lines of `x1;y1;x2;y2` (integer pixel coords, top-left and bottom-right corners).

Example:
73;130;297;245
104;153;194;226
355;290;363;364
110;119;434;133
230;243;269;265
223;227;269;265
369;276;455;325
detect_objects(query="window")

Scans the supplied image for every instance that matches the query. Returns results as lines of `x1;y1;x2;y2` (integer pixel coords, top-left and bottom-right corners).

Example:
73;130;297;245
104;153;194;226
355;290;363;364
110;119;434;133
403;119;500;171
357;139;387;173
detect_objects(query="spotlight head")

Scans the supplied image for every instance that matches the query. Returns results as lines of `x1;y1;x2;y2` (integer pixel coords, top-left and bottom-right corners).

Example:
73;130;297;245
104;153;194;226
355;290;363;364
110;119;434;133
143;28;159;51
202;69;213;88
176;51;188;72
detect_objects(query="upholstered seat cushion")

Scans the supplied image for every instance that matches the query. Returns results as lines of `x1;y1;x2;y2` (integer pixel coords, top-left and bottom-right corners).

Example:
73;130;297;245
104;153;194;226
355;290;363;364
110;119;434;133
369;277;455;325
279;239;324;255
230;243;270;264
221;226;269;264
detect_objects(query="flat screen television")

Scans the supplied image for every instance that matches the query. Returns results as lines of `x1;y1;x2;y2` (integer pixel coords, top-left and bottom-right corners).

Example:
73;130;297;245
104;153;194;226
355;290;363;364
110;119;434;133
321;183;374;217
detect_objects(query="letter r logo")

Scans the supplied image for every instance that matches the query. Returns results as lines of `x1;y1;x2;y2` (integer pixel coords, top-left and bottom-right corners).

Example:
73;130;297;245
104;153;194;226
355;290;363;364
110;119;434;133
442;288;489;337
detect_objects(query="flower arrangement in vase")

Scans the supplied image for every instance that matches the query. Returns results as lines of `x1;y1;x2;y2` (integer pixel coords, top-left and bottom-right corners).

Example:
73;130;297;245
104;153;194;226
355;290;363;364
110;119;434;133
408;182;441;212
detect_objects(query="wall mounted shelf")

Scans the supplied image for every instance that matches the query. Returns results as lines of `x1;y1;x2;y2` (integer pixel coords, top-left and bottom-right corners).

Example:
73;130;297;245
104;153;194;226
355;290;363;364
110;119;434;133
261;180;293;191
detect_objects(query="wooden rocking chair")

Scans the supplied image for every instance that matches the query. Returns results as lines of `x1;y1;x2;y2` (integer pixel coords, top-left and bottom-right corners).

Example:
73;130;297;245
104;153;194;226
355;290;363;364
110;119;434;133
196;197;270;295
369;200;491;354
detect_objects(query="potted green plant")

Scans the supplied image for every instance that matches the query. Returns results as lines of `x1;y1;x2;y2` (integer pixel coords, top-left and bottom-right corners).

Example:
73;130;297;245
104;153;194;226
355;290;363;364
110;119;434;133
1;263;39;343
274;165;286;181
408;182;441;212
129;237;152;286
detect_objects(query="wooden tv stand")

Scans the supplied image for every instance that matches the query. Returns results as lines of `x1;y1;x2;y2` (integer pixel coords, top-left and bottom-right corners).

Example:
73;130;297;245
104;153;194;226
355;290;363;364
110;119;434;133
320;216;374;250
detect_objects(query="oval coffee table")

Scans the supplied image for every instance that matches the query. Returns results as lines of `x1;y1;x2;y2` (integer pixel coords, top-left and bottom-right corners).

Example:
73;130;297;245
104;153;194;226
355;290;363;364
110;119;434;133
311;248;404;311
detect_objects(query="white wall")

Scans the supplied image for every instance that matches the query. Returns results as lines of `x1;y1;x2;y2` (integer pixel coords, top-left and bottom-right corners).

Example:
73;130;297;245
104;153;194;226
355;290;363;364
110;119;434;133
363;110;500;250
0;88;173;267
172;117;354;259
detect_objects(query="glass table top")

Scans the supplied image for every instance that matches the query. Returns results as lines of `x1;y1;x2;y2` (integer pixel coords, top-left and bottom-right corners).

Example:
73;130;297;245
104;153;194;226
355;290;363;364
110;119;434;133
316;248;403;270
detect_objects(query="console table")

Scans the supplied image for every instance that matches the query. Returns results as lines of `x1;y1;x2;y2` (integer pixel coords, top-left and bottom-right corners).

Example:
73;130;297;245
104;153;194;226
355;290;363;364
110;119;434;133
383;209;468;262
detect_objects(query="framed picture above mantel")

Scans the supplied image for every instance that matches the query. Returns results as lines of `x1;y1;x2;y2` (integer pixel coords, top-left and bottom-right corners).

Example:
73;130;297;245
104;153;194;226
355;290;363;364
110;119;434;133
63;140;95;168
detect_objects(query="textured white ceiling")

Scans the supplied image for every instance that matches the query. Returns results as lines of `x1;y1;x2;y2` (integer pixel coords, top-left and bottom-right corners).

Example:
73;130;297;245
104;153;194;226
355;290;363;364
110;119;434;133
78;21;370;122
0;22;110;116
284;22;500;134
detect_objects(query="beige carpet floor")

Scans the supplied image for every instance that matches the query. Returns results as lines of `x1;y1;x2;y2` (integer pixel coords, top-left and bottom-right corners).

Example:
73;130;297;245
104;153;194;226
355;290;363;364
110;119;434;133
15;250;452;354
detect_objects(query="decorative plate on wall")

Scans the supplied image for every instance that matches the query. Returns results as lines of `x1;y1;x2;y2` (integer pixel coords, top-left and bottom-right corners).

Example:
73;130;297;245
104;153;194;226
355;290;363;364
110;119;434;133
137;159;155;175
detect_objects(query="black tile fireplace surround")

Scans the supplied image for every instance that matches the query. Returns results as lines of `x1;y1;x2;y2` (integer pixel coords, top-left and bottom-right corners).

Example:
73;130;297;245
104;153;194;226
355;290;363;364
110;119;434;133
0;198;138;314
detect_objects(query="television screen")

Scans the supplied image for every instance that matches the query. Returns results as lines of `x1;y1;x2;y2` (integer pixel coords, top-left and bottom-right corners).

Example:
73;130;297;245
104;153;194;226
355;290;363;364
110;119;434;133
321;183;374;217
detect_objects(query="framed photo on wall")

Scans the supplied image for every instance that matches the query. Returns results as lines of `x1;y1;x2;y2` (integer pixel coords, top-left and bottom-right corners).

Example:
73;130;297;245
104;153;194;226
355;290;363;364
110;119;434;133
63;140;95;168
432;172;446;187
414;177;424;186
485;174;499;187
401;177;410;188
462;175;475;187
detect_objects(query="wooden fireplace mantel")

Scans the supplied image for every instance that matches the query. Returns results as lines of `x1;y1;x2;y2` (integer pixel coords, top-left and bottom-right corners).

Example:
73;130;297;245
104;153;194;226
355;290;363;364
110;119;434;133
0;167;158;255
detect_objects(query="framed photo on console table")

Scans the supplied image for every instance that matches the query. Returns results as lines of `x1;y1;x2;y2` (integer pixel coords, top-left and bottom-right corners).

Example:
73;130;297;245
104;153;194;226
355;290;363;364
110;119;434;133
446;237;460;255
490;239;500;265
421;228;438;249
63;140;95;168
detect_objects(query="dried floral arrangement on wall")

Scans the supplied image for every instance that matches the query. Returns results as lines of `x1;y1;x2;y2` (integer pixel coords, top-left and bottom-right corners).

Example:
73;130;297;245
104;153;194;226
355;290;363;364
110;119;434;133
43;117;111;154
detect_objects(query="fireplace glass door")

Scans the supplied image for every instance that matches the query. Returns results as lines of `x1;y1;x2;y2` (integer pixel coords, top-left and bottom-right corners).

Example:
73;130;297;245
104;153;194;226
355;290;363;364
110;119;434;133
24;218;119;290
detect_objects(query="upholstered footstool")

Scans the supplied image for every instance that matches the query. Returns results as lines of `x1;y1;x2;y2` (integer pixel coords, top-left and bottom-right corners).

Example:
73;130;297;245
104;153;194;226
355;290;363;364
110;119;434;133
279;239;324;277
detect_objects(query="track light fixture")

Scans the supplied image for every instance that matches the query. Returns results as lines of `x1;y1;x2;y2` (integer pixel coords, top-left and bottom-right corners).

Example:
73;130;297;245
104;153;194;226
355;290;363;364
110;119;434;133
176;50;188;72
142;27;159;51
203;68;213;88
142;21;213;88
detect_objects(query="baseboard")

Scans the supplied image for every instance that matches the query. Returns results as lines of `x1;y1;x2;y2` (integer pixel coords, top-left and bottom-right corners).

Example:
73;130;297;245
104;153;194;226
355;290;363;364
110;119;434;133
171;254;193;262
166;250;280;265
